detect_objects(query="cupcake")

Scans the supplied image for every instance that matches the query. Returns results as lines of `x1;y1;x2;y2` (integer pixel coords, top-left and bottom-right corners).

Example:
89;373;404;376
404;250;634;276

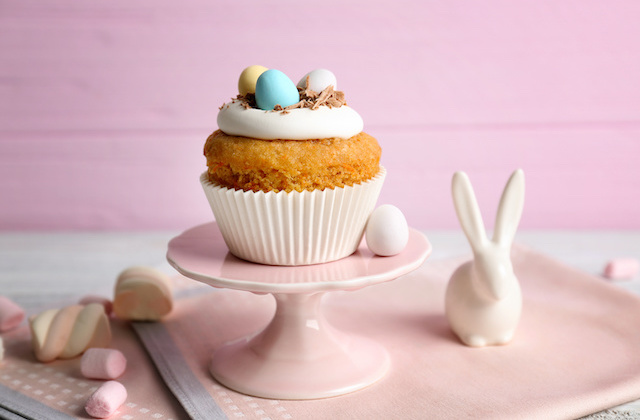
202;66;385;266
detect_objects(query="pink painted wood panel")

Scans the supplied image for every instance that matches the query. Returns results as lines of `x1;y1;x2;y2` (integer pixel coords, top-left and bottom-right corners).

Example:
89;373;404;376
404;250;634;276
1;1;639;230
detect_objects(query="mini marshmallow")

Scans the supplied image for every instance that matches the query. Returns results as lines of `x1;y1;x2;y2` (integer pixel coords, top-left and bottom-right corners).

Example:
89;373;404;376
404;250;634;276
81;348;127;380
0;296;25;332
113;266;173;321
79;295;113;316
603;258;640;280
85;380;127;418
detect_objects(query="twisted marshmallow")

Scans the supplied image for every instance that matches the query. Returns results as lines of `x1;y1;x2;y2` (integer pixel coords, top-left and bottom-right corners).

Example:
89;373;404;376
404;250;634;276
29;303;111;363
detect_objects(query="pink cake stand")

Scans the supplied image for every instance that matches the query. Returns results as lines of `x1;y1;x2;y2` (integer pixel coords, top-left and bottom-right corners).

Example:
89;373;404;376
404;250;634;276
167;222;431;400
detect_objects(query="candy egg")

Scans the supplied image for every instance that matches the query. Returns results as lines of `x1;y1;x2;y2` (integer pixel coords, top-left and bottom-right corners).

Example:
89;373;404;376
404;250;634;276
297;68;337;93
238;65;268;96
366;205;409;257
255;69;300;110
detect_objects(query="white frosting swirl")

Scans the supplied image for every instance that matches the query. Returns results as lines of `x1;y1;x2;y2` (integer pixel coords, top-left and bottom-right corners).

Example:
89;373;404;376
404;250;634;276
217;101;364;140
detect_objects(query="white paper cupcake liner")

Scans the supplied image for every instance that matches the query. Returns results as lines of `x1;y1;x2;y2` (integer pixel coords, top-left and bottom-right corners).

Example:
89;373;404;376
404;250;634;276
200;167;386;266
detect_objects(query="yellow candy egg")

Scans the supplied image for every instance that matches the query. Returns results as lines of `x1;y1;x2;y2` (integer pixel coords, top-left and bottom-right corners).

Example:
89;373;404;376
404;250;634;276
238;65;269;96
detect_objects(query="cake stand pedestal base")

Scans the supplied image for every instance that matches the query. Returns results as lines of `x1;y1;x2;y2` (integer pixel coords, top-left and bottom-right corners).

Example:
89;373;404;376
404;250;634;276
209;292;390;400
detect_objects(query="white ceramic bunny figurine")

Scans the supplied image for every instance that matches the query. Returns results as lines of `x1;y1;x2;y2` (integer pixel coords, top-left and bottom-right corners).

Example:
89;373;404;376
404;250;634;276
445;169;525;347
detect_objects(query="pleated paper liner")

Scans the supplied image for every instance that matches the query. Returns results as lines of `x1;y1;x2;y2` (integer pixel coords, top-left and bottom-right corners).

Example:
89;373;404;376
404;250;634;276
200;167;386;266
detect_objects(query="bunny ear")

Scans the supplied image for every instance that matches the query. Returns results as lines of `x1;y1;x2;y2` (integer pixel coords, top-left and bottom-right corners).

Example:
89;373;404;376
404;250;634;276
452;171;488;251
493;169;525;247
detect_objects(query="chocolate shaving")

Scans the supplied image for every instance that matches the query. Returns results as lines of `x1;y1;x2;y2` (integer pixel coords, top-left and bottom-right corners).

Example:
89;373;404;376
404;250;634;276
229;79;348;114
233;93;256;109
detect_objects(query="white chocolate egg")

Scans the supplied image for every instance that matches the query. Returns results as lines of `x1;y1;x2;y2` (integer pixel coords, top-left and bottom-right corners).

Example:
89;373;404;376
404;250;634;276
297;68;337;93
365;205;409;257
238;65;268;96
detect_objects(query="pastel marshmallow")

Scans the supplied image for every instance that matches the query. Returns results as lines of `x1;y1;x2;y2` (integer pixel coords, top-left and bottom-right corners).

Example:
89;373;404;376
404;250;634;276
603;258;639;280
85;380;127;418
113;266;173;321
81;348;127;380
0;336;4;362
0;296;25;332
29;303;111;362
79;295;113;316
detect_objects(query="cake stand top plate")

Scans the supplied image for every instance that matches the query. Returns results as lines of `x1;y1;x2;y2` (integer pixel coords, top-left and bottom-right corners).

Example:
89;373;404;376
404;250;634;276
167;222;432;294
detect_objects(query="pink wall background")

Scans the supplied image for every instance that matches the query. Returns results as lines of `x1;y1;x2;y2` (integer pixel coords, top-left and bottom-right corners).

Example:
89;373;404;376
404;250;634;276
1;1;639;231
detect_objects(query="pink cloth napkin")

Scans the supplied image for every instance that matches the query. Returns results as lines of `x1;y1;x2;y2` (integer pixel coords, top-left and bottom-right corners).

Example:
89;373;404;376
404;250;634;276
154;244;640;419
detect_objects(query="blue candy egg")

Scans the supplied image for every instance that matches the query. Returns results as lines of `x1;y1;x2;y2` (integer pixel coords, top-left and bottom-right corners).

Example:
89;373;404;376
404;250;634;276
255;69;300;110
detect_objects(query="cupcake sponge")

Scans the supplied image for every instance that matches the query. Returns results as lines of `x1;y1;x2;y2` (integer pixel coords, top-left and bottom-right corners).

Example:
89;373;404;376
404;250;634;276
204;130;381;193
